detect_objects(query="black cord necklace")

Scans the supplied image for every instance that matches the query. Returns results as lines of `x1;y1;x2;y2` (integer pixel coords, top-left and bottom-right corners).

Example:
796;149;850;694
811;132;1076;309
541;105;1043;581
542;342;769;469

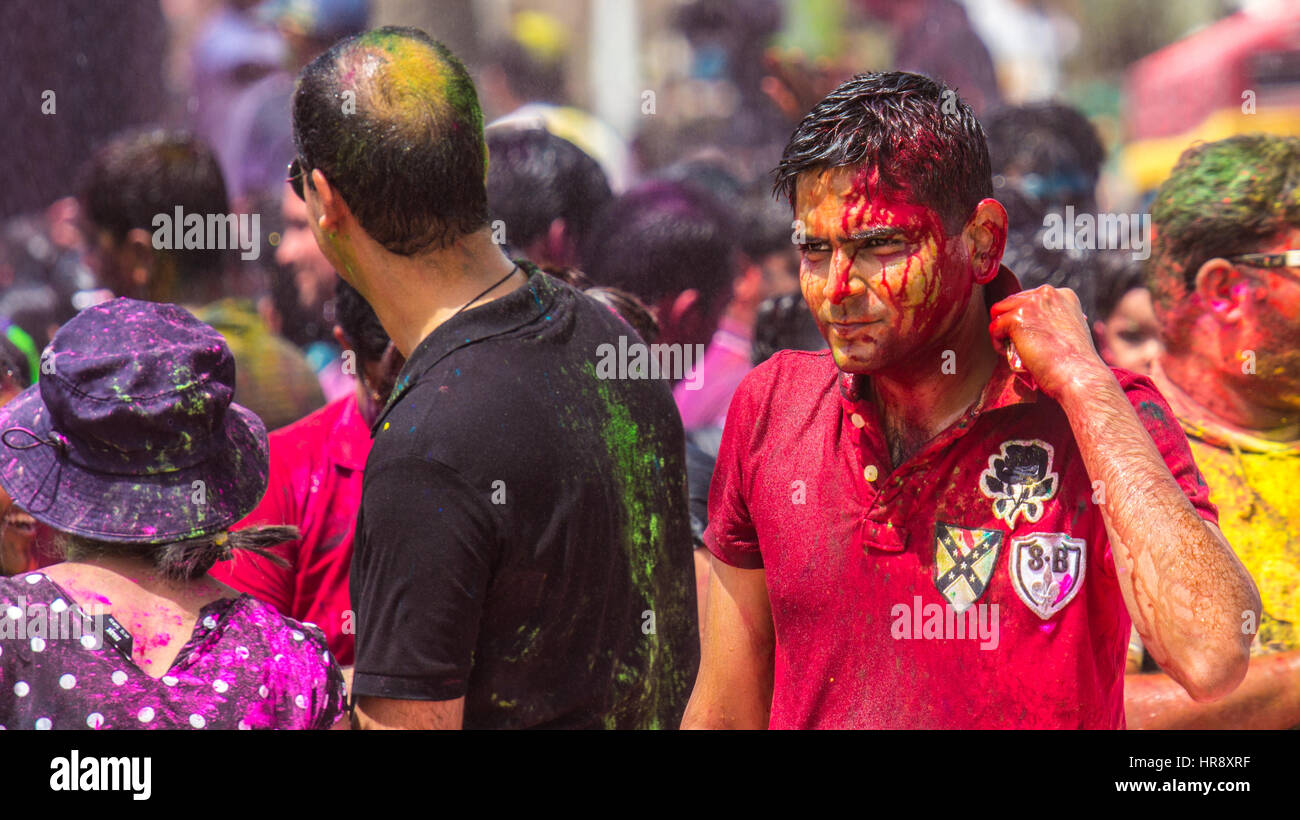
450;263;521;322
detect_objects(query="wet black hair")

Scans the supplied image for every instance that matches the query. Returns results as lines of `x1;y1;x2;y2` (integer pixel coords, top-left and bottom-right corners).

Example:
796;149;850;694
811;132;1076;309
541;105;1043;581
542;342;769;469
774;71;991;235
486;127;612;252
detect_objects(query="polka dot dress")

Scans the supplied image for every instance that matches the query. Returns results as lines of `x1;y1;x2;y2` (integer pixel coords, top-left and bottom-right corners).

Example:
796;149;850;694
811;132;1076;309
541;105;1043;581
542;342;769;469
0;574;346;730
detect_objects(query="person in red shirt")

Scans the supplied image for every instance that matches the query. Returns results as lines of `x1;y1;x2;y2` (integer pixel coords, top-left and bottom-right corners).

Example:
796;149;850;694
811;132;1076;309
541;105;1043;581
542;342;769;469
210;278;404;665
681;72;1261;729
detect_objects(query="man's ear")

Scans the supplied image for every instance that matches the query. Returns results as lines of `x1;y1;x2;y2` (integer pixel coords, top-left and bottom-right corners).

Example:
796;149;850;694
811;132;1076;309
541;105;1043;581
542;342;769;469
1193;258;1250;324
332;325;353;352
310;168;351;234
544;217;574;267
665;288;703;328
963;198;1008;285
120;228;156;290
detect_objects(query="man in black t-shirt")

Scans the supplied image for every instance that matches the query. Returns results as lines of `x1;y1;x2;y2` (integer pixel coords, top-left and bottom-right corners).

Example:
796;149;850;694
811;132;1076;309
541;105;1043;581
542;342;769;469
290;26;698;728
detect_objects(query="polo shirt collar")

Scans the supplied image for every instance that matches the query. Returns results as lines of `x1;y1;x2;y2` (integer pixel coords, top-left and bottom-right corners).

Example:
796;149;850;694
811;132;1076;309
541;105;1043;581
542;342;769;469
369;261;558;436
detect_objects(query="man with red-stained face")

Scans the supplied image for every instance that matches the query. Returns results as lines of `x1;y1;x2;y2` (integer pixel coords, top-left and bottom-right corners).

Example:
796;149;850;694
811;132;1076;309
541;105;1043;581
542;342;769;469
682;72;1260;729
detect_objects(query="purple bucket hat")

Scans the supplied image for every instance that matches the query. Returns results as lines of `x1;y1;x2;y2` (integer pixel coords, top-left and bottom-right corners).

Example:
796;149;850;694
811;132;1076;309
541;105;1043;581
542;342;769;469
0;298;269;544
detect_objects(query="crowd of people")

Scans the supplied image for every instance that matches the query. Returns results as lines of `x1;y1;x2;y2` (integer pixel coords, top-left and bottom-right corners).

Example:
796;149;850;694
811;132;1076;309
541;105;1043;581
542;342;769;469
0;0;1296;730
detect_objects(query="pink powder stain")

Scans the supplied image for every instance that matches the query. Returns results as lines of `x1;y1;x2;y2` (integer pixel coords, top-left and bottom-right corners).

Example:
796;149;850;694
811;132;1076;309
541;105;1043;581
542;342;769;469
1053;575;1074;604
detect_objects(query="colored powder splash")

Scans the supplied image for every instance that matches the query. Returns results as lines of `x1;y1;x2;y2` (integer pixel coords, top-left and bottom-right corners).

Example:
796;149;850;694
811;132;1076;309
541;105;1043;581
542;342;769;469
1186;436;1300;654
579;360;684;729
1149;135;1300;308
330;30;486;181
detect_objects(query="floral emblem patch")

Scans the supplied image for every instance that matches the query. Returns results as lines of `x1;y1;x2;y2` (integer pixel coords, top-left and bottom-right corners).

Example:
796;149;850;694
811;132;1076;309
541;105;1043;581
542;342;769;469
978;439;1059;527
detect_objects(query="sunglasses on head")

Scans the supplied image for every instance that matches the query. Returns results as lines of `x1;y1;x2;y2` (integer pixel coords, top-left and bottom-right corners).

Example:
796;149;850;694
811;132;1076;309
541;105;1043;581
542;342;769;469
287;157;310;201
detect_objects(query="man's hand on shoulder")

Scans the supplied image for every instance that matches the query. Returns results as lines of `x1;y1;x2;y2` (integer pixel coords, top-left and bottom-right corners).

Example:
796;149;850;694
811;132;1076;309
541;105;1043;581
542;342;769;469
988;284;1111;401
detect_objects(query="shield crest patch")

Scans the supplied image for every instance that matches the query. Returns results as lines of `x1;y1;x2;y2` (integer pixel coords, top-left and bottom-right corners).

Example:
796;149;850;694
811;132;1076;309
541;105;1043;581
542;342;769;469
978;439;1060;527
934;523;1003;613
1009;532;1086;619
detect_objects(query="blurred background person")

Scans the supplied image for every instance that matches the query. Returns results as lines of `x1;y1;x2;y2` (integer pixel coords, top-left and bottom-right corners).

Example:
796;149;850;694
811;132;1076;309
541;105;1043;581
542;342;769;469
273;177;355;401
1092;262;1161;375
216;0;371;207
486;125;613;269
79;128;325;430
672;186;801;433
187;0;287;198
582;180;737;355
0;334;39;578
484;10;635;192
985;101;1114;324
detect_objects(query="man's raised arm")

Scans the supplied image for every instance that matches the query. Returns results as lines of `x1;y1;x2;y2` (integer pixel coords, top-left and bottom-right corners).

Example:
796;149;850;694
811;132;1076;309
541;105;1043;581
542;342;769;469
990;285;1261;702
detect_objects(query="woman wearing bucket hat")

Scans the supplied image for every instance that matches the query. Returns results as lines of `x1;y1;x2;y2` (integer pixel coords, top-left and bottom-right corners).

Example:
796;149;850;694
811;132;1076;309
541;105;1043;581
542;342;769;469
0;298;345;730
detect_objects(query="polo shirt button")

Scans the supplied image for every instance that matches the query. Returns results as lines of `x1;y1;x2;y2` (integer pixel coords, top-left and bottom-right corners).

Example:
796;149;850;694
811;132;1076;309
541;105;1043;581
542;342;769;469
850;413;866;429
863;464;878;482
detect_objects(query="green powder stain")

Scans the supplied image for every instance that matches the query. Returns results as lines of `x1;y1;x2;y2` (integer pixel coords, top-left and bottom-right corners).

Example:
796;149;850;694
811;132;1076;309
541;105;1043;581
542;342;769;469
576;360;689;729
324;231;359;280
1150;135;1300;308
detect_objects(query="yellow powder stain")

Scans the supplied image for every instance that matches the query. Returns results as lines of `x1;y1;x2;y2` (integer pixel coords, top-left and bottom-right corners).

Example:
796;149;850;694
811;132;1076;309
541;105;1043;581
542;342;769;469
1188;437;1300;654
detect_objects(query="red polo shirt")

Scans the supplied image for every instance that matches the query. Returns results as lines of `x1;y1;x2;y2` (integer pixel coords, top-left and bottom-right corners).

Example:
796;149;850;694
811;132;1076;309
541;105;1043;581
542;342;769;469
705;335;1216;729
210;393;370;665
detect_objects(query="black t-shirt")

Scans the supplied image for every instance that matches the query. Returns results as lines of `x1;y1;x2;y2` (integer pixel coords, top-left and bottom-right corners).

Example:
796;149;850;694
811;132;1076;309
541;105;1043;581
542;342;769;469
351;266;699;729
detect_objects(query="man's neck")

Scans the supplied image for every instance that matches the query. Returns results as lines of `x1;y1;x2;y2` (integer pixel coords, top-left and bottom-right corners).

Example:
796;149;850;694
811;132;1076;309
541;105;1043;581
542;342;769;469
1155;354;1300;443
868;300;999;468
354;229;523;357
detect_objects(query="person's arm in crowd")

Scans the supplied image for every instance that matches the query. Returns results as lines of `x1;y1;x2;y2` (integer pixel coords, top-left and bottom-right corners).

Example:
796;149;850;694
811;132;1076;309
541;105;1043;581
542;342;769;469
990;285;1261;701
1126;651;1300;729
680;555;774;729
353;696;465;730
